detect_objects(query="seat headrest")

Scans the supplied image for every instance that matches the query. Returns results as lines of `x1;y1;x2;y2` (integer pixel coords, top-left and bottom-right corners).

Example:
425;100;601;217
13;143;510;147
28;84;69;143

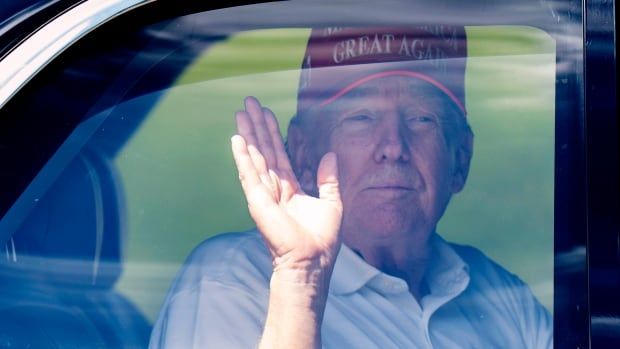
3;150;124;289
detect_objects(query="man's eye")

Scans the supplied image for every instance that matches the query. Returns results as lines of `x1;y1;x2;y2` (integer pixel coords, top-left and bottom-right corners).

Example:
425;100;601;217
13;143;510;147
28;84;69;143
338;113;374;133
408;115;433;122
344;114;372;122
406;115;437;128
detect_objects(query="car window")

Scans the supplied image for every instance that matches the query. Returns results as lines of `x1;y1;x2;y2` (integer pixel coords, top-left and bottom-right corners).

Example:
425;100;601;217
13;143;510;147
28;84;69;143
110;25;556;321
0;1;587;348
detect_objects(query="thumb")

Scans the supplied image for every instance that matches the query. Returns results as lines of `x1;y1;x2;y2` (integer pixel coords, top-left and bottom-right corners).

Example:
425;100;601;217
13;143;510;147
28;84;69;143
316;152;341;205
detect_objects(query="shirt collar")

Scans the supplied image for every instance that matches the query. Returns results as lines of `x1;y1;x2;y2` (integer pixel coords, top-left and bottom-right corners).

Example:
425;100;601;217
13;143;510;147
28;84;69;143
425;234;470;297
329;243;381;295
329;233;470;298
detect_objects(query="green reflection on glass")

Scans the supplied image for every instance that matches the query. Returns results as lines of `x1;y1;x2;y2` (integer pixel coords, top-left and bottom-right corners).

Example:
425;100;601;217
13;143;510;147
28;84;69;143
115;26;555;321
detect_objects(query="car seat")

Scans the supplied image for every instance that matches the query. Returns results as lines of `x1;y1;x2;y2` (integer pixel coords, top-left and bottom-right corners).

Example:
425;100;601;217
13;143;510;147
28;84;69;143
0;148;151;348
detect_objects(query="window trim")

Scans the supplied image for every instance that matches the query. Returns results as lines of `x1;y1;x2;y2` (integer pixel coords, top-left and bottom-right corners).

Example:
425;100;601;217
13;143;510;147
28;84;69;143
583;0;620;346
0;0;152;110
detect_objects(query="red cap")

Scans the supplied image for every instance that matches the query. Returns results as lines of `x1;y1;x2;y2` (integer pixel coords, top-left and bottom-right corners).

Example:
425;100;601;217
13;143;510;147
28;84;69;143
296;26;467;116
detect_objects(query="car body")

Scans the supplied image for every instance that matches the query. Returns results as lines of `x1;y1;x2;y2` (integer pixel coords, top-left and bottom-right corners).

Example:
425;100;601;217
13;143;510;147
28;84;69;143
0;0;617;347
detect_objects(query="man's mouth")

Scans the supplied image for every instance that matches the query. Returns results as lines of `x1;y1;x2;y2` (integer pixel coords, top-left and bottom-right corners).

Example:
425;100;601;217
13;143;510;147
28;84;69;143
364;185;416;193
362;186;416;200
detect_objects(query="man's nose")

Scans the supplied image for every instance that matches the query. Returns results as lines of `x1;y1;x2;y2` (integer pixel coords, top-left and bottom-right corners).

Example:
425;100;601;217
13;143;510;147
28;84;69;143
373;115;411;163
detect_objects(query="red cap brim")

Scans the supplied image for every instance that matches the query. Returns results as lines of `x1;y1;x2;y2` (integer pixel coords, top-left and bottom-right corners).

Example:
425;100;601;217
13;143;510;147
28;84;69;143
318;70;467;115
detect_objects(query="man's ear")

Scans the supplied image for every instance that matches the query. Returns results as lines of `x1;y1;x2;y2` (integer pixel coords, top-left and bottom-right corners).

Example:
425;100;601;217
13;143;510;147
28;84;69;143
287;121;318;196
451;128;474;194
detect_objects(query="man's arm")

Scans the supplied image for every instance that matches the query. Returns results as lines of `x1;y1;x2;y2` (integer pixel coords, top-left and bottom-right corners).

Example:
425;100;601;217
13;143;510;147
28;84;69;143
231;96;342;349
259;269;331;349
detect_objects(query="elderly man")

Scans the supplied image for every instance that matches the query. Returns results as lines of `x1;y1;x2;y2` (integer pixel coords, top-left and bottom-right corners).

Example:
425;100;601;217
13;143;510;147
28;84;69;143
150;26;552;349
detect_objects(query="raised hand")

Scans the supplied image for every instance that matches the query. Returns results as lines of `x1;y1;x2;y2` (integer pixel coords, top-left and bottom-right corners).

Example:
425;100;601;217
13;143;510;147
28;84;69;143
231;96;343;276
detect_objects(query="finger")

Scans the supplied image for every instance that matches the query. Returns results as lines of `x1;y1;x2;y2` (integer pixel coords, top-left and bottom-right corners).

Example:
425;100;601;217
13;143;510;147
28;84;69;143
264;108;301;198
244;96;277;169
236;111;269;178
263;108;293;172
230;135;262;193
316;152;341;206
235;110;257;146
247;143;277;193
230;135;273;207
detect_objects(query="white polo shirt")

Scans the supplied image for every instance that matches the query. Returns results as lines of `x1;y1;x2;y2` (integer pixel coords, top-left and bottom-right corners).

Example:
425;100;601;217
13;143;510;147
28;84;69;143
149;230;552;349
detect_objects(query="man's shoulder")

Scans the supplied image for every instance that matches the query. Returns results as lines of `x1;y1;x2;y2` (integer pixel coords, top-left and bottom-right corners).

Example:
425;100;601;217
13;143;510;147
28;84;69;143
444;240;552;347
187;230;267;264
445;240;547;315
173;230;272;292
150;231;271;348
447;241;526;289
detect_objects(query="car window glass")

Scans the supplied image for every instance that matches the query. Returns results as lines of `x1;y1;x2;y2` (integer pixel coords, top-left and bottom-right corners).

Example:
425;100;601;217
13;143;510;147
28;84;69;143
106;26;555;319
0;2;586;347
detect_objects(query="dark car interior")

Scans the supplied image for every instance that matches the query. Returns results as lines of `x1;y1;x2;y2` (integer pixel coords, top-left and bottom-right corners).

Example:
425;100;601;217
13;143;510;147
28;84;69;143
0;10;210;348
0;148;150;348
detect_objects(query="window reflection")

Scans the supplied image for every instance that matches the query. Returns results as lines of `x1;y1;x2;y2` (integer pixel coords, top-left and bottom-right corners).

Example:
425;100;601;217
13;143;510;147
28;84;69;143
114;27;554;324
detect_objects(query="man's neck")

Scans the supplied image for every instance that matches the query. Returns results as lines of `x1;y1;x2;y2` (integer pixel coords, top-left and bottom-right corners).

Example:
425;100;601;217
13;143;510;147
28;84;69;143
347;233;432;301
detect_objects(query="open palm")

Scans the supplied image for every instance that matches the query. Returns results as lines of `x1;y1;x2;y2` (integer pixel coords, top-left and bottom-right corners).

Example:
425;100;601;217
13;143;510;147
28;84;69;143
231;97;343;272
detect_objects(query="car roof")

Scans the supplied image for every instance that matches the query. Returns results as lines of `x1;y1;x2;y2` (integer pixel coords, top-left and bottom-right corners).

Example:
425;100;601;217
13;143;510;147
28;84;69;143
0;0;83;59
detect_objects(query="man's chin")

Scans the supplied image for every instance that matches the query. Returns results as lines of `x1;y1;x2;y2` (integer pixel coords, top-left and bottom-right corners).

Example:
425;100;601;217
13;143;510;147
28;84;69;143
348;214;428;240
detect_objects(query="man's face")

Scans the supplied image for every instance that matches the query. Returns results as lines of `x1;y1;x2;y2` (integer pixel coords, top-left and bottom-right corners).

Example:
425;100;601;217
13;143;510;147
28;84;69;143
298;76;472;249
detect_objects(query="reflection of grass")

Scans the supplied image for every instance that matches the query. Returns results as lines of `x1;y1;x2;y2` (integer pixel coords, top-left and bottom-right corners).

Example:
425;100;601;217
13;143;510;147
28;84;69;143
467;26;555;56
177;29;310;84
115;27;556;321
441;52;555;310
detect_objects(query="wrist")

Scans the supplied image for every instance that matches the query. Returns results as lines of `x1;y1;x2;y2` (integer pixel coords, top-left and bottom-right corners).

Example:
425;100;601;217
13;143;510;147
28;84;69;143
270;268;331;301
263;271;329;349
260;247;339;349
